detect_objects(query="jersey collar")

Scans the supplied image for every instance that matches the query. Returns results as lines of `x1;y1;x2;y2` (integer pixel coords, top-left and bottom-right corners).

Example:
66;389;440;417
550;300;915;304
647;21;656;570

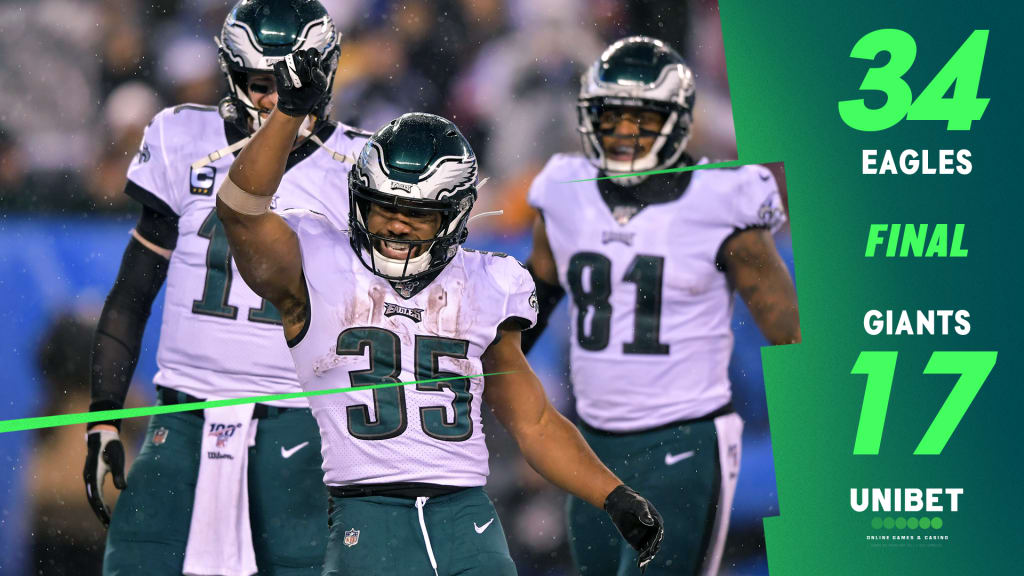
223;118;338;173
596;153;695;224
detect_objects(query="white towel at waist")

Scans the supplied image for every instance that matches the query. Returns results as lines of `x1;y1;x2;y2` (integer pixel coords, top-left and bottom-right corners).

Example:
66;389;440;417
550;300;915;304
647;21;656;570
183;402;258;576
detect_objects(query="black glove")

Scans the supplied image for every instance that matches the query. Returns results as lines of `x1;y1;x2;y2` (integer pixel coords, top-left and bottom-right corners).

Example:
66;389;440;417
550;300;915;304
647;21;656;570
272;48;331;118
84;428;127;527
604;484;664;571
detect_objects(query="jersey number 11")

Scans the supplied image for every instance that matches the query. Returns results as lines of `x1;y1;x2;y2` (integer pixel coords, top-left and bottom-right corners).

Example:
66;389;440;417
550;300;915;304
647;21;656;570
191;209;282;324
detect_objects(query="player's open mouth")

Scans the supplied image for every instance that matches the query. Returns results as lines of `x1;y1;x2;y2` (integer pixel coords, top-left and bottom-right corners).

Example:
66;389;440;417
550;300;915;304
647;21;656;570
608;144;644;162
377;239;419;260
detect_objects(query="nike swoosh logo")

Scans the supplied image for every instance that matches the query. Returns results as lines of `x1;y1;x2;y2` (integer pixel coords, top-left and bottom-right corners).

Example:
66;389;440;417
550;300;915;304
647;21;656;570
474;518;495;534
281;441;310;459
664;450;696;466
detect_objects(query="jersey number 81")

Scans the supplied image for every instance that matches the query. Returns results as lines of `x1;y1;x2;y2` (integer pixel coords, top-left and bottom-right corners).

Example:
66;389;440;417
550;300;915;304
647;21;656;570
568;252;669;355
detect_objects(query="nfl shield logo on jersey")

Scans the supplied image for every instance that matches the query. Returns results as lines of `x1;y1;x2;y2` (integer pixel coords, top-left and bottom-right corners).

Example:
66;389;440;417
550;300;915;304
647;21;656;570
152;427;168;446
343;528;360;547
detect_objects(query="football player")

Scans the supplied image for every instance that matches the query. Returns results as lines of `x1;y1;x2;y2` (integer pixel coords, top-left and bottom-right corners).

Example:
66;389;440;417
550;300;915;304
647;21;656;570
522;37;801;575
82;1;369;574
213;49;665;575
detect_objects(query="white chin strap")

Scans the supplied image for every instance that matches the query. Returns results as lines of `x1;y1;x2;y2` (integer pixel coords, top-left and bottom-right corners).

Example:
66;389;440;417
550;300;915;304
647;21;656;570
593;109;688;186
601;126;669;186
359;201;475;281
192;116;354;171
604;150;660;180
371;246;433;278
298;125;356;164
191;136;252;172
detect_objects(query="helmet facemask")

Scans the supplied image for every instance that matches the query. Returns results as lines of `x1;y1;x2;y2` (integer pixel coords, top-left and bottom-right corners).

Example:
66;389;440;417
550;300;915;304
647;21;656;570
577;36;696;187
347;113;481;289
579;98;687;184
348;171;475;284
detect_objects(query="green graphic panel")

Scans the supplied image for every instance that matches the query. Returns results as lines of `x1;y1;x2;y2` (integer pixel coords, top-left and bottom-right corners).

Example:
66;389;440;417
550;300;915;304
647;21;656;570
720;2;1023;574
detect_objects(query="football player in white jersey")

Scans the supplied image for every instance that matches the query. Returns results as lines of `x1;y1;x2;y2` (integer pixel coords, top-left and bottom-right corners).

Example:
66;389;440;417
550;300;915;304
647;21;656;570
522;37;801;575
212;49;665;575
82;2;369;574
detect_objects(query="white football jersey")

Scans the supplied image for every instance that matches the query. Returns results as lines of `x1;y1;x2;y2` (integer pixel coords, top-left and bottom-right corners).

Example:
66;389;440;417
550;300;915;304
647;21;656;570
282;210;537;487
528;154;786;432
126;104;368;407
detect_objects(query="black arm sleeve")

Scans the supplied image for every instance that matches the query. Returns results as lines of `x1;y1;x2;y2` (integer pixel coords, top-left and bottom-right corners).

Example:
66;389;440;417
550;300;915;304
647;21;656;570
88;206;177;430
130;187;179;250
520;263;566;355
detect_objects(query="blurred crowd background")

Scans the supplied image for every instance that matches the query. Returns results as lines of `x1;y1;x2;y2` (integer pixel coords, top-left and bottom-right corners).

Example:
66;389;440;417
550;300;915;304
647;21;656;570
0;1;790;575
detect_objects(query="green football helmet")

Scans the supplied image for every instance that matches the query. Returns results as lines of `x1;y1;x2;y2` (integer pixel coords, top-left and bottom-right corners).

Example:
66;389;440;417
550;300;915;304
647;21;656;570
577;36;696;186
348;113;479;285
216;0;340;131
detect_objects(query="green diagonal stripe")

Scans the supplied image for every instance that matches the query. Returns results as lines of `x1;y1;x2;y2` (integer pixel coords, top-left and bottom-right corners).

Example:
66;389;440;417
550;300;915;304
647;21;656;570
0;372;513;434
565;158;776;182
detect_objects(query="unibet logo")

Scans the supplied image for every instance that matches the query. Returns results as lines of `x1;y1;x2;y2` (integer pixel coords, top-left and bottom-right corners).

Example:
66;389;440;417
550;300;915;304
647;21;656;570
850;488;962;513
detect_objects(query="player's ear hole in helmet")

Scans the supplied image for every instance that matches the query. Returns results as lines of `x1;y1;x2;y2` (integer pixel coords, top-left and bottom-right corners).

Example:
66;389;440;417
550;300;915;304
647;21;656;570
577;36;696;186
348;113;479;283
216;0;341;132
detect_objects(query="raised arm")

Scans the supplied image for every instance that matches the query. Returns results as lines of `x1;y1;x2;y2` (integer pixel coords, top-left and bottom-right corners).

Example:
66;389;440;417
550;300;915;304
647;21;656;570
521;214;565;353
719;228;801;344
216;108;306;338
216;49;329;340
483;324;664;568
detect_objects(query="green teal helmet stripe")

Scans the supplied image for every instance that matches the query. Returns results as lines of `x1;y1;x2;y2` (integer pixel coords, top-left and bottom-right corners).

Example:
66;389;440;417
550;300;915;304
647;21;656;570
598;37;687;86
228;0;332;48
222;0;337;64
357;113;477;195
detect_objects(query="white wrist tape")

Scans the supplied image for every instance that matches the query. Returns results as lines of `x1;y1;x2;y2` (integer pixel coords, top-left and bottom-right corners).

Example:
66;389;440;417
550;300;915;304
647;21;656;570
217;174;273;215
